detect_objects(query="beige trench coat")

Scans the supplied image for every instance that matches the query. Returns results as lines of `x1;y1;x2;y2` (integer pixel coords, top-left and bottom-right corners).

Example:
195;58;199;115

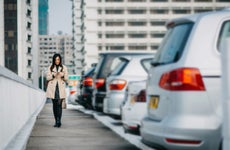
46;65;68;99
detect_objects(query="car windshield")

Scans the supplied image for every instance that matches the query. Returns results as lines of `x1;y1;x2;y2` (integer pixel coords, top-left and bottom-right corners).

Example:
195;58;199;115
153;23;194;65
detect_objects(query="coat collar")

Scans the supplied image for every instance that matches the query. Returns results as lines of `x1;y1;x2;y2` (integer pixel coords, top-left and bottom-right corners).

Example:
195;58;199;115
52;65;63;72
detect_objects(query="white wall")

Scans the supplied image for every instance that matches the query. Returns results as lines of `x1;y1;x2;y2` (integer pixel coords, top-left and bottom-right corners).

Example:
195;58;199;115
0;66;46;149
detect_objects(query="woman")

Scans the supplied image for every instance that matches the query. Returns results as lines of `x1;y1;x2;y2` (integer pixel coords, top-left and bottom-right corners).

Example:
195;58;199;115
46;53;68;128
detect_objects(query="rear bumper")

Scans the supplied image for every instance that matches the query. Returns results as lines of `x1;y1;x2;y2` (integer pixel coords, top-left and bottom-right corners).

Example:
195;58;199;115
104;92;125;116
76;94;93;108
140;116;221;150
93;93;106;110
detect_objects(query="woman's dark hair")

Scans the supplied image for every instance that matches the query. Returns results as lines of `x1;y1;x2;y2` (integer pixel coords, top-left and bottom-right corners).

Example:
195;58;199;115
50;53;63;72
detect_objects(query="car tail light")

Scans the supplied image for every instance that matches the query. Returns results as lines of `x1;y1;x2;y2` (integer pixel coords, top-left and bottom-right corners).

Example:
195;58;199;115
109;79;127;90
83;77;93;86
95;78;105;89
159;68;205;91
70;90;76;95
128;125;138;130
136;89;146;102
165;138;202;145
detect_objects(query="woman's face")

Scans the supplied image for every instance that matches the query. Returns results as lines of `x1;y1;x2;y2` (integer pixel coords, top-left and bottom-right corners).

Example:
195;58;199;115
55;56;60;65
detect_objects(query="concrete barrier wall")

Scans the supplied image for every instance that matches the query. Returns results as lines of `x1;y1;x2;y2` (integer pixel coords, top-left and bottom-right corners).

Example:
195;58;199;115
0;66;46;149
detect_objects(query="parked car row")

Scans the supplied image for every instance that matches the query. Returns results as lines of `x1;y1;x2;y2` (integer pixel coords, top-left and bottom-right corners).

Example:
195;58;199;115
75;8;230;150
140;9;230;150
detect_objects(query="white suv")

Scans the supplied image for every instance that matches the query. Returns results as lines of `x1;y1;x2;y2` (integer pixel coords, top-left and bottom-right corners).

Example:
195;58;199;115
140;8;230;150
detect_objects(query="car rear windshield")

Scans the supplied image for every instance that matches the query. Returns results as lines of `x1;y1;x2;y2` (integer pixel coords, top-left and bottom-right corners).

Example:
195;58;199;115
84;67;95;77
110;58;129;76
141;58;152;72
153;23;194;65
217;20;230;51
94;55;119;78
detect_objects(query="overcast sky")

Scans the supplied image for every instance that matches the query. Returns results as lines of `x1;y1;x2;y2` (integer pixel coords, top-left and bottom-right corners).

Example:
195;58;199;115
49;0;72;35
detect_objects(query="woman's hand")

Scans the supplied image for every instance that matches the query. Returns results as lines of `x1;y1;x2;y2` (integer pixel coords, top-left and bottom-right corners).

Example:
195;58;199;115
56;72;64;78
59;72;64;77
52;72;57;78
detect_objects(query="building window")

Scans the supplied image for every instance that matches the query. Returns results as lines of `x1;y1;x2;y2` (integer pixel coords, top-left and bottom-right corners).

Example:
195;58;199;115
98;34;102;38
8;31;14;37
28;60;31;66
105;9;124;14
27;0;31;5
28;47;31;54
110;46;124;50
150;0;167;1
150;9;169;14
151;33;165;38
128;9;146;14
150;21;166;26
194;0;212;1
105;21;124;26
105;0;124;1
128;45;147;50
106;33;125;38
98;21;102;26
173;9;191;14
172;0;190;1
128;21;146;26
27;9;31;17
98;46;102;51
128;33;147;38
151;45;159;50
194;8;213;13
128;0;146;1
7;4;16;10
27;35;32;41
27;22;31;29
28;72;32;79
98;9;102;14
5;44;8;51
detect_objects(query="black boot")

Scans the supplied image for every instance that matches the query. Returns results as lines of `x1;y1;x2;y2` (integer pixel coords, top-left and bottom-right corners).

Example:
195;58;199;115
52;99;59;127
56;118;61;128
53;122;58;127
56;99;63;128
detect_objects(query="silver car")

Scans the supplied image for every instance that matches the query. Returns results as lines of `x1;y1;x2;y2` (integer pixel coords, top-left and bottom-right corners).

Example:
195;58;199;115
103;54;153;117
141;9;230;150
122;80;147;134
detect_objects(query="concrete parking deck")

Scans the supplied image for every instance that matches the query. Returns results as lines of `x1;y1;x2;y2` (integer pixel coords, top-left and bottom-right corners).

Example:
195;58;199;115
26;103;140;150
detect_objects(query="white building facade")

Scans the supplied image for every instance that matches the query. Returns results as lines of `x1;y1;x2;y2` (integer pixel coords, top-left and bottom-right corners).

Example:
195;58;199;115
72;0;230;71
39;35;75;76
72;0;87;75
0;0;39;86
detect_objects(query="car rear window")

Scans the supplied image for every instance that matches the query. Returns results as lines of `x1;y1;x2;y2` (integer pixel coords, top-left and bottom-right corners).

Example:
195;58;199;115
217;20;230;51
84;67;95;77
110;58;129;76
94;55;119;78
153;23;193;65
141;58;152;72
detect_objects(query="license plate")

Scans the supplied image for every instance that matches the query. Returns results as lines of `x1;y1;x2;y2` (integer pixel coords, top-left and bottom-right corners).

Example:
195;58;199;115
149;96;159;109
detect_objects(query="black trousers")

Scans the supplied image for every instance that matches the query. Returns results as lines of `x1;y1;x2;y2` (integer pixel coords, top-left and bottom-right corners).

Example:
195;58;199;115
52;99;63;124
